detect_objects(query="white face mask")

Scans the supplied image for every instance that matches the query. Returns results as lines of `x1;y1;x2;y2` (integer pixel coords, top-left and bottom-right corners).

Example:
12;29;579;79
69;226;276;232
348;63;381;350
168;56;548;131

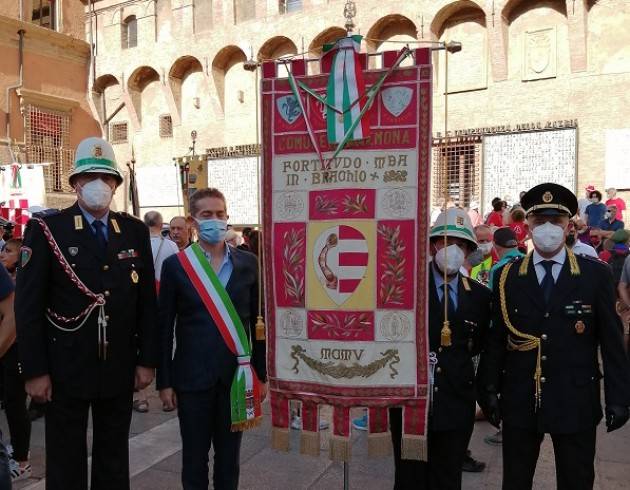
478;242;494;256
434;244;465;275
531;221;565;254
78;178;113;211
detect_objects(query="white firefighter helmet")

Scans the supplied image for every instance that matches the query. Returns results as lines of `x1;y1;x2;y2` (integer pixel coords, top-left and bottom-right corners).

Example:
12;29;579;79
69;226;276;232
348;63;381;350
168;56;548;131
430;207;478;250
69;137;123;185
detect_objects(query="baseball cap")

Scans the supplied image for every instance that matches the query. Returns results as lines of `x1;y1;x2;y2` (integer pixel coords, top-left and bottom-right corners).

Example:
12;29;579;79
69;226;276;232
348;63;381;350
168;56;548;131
493;227;518;248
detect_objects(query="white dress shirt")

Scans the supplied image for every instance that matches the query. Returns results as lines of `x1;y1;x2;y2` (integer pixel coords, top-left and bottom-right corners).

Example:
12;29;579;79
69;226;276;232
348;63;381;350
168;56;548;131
533;247;566;285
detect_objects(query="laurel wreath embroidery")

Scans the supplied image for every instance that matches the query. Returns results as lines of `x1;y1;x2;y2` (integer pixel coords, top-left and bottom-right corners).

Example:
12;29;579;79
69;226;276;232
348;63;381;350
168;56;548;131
290;345;400;379
310;312;371;339
282;228;305;305
314;194;368;215
342;194;368;214
377;224;406;306
314;195;338;215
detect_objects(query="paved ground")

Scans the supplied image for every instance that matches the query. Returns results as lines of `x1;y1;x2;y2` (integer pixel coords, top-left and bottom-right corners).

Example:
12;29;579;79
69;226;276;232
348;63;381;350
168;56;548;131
6;390;630;489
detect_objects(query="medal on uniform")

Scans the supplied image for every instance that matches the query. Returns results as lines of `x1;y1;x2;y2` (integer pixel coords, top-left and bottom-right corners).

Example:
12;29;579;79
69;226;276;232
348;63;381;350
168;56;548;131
575;320;585;334
131;270;139;284
68;247;79;256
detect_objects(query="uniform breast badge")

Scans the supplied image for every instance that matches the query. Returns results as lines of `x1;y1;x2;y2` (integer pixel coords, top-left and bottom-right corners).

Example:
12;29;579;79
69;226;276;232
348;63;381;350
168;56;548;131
131;270;139;284
575;320;585;334
68;247;79;257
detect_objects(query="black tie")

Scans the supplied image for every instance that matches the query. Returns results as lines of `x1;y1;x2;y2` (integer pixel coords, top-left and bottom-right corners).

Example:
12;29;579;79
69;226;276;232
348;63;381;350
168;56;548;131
92;220;108;255
441;283;457;320
540;260;555;303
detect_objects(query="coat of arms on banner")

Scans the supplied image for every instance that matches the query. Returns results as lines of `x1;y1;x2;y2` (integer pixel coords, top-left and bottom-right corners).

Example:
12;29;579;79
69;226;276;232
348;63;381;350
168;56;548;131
262;40;433;463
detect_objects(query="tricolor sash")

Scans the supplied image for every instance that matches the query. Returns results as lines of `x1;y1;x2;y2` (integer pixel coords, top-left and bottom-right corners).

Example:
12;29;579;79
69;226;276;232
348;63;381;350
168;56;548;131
177;243;262;431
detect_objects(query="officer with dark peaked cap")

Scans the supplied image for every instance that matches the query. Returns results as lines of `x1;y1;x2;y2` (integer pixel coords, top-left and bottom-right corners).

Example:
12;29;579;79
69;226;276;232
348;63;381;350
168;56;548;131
15;137;158;490
478;183;630;490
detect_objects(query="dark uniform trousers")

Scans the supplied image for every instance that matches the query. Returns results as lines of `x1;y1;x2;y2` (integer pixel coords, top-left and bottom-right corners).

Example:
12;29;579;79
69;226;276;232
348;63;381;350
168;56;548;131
46;391;133;490
389;267;491;490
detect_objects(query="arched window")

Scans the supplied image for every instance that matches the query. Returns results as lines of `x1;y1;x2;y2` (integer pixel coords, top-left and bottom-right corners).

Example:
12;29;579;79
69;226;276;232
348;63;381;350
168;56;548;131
121;15;138;49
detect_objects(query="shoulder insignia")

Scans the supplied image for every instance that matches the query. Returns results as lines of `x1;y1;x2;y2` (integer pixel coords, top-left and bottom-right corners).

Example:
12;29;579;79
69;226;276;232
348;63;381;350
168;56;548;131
461;276;472;291
20;246;32;268
115;211;143;224
33;208;60;219
74;215;83;230
111;218;121;234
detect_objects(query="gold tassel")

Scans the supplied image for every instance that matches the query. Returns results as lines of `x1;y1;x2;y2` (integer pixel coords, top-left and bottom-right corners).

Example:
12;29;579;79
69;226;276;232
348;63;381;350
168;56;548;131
255;315;266;341
271;427;290;452
440;320;452;347
230;416;263;432
401;435;427;462
329;435;351;462
300;430;321;457
368;432;392;458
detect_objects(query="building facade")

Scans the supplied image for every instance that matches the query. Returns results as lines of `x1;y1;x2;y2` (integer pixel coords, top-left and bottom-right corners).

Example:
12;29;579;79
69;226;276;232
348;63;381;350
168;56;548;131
86;0;630;216
0;0;100;210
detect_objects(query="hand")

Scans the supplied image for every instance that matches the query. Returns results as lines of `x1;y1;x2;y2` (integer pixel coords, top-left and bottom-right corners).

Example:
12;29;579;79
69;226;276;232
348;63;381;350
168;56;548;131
480;387;502;429
25;374;52;403
159;388;177;411
606;405;629;432
259;382;268;402
135;366;155;390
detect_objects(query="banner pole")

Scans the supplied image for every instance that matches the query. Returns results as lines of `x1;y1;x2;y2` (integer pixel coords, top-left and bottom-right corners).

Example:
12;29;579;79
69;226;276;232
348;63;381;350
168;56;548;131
343;461;349;490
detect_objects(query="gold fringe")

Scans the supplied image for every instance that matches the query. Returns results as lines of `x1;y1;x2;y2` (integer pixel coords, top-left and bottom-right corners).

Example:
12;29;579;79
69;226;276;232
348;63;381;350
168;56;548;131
329;435;351;462
300;430;321;457
401;435;427;462
271;427;290;452
231;416;263;432
367;432;392;458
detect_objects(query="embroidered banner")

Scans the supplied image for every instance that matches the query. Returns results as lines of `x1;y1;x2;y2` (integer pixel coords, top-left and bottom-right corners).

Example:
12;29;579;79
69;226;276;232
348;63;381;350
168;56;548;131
262;47;432;461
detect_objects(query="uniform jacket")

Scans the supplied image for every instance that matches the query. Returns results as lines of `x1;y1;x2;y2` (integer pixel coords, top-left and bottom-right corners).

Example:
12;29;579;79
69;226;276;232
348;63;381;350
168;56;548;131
478;253;630;433
156;246;266;392
428;266;492;431
15;203;158;399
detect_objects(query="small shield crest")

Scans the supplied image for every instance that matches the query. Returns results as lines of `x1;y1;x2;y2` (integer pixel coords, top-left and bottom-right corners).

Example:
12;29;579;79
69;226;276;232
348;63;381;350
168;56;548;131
382;87;413;117
68;247;79;256
276;95;302;125
20;247;32;268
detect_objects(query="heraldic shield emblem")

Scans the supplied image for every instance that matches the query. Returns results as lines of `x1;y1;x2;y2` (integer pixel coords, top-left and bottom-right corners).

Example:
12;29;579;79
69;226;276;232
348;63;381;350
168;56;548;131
276;95;302;125
312;224;369;306
381;87;413;117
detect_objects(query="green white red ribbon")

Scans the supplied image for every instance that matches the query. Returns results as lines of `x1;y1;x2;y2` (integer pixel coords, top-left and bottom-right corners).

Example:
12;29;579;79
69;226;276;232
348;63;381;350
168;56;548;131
177;243;262;431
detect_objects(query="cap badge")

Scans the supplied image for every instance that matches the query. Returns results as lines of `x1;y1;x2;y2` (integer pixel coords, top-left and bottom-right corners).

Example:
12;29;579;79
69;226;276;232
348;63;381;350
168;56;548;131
542;191;553;203
456;216;464;226
92;145;103;158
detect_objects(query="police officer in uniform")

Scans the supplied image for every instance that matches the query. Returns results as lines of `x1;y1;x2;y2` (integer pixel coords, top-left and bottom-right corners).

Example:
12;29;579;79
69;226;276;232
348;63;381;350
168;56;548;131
390;208;492;490
478;183;630;490
15;137;158;490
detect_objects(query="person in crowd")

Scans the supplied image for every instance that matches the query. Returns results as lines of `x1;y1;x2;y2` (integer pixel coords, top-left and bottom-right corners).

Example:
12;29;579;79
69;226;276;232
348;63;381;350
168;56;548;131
486;199;505;228
225;229;241;248
0;240;32;482
390;208;491;489
15;137;158;490
601;230;630;285
578;185;595;219
169;216;192;251
599;238;615;262
470;225;495;285
616;240;630;350
605;188;626;219
478;183;630;490
584;190;607;228
488;227;524;290
157;188;267;490
574;217;593;245
237;227;252;251
566;220;598;258
430;198;445;226
132;211;179;415
593;204;624;240
467;201;483;227
508;207;529;253
0;264;16;489
248;230;261;258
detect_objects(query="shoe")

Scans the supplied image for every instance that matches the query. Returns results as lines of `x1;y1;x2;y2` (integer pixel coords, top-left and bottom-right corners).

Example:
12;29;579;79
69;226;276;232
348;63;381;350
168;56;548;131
9;459;32;482
290;415;301;430
132;399;149;413
462;451;486;473
352;414;368;431
484;430;502;446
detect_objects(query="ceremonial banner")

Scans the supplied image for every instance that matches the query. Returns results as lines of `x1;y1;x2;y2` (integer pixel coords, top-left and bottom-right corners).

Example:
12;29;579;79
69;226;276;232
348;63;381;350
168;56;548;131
262;46;432;461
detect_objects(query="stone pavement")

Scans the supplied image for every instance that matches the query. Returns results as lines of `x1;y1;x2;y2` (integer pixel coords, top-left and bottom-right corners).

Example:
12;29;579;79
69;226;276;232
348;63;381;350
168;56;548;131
6;391;630;489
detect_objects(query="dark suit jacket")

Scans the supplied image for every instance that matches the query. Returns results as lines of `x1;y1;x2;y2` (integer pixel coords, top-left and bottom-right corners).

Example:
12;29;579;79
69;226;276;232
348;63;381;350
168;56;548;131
428;265;492;431
156;245;266;392
478;253;630;433
15;202;158;399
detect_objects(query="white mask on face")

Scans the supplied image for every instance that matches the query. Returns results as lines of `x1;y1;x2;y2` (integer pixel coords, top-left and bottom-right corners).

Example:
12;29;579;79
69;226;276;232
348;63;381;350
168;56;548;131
478;242;494;256
531;221;565;254
434;244;465;275
78;178;113;210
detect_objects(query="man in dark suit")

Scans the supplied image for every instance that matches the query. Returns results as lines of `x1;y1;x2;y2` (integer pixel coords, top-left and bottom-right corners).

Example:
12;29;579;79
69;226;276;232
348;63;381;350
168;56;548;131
390;207;491;490
158;187;266;490
15;137;158;490
478;183;630;490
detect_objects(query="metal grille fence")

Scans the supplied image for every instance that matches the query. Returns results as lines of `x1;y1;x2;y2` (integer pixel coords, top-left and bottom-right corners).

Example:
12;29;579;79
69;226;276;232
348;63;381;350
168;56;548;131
25;105;74;192
110;122;128;143
432;136;482;208
159;115;173;138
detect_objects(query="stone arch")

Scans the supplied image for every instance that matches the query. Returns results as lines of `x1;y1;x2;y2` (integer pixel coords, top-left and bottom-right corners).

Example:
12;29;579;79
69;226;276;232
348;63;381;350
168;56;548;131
431;0;486;39
365;14;417;53
308;26;347;74
212;45;247;112
92;74;121;123
257;36;298;61
169;56;204;117
502;0;567;24
128;66;161;123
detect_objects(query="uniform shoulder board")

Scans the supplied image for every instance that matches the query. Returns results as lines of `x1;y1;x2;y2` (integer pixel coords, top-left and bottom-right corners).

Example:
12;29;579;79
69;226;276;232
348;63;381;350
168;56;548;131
575;253;607;266
33;208;60;219
115;211;142;223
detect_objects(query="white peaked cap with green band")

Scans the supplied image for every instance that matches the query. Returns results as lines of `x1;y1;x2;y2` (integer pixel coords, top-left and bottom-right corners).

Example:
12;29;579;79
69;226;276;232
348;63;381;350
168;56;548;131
69;137;123;185
430;208;478;250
